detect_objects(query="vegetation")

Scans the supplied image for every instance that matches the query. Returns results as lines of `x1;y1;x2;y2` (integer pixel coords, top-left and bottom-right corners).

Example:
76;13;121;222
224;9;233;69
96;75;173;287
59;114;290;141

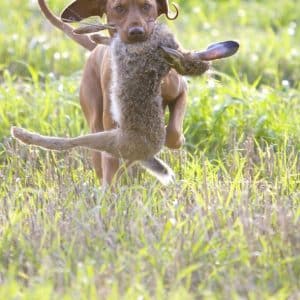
0;0;299;298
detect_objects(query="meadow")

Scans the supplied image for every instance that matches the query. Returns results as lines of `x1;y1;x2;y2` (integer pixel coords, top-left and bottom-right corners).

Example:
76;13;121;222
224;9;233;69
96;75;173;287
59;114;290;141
0;0;299;298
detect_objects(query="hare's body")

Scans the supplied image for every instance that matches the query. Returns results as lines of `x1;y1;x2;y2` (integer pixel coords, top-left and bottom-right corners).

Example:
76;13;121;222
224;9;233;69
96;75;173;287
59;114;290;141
109;23;177;160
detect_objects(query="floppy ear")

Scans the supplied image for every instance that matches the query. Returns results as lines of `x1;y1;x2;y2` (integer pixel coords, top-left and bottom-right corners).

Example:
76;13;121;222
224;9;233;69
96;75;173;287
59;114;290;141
61;0;107;23
157;1;179;20
156;0;168;16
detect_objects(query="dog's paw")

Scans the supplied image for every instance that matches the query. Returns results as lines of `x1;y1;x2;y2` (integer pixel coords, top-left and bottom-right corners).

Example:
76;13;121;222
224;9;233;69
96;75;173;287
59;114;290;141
165;128;185;149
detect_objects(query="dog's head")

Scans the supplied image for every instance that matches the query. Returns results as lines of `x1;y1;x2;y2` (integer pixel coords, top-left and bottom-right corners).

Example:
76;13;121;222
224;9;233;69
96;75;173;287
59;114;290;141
61;0;177;43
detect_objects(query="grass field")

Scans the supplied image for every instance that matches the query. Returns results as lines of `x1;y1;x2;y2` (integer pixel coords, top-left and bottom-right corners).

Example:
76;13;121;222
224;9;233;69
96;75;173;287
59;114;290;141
0;0;300;299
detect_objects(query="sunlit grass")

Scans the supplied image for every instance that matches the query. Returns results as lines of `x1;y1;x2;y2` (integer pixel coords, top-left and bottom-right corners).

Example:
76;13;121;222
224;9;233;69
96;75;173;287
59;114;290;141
0;0;299;298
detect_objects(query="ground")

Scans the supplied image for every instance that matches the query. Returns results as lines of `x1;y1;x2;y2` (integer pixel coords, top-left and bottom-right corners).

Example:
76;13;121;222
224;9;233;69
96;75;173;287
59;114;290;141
0;0;299;298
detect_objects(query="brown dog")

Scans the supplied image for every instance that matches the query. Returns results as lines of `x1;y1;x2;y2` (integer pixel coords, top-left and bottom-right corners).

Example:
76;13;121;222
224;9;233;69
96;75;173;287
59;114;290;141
28;1;238;187
37;0;189;186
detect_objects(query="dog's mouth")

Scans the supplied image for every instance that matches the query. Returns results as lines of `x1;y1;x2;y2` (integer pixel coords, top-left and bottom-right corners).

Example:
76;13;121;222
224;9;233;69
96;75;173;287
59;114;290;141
118;28;148;44
126;35;148;44
120;20;155;44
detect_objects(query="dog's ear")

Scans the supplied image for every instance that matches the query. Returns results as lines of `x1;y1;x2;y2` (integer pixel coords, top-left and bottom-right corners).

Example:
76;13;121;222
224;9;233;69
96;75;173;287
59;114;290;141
156;0;168;16
61;0;107;23
157;1;178;19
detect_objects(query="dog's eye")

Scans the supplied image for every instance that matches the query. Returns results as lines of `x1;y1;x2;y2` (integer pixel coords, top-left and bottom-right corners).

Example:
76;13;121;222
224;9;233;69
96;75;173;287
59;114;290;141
114;4;126;14
142;3;151;12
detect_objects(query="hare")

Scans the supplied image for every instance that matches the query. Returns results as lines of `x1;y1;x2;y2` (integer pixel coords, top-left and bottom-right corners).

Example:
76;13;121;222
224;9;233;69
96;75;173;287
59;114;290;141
12;23;238;185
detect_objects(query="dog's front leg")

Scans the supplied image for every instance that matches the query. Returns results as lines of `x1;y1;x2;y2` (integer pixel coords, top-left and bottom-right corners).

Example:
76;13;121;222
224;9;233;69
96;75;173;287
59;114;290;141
162;70;187;149
165;88;187;149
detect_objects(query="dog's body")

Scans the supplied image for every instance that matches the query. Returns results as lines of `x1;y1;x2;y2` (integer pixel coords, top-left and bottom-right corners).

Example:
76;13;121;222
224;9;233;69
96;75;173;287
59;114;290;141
79;46;188;186
36;0;189;186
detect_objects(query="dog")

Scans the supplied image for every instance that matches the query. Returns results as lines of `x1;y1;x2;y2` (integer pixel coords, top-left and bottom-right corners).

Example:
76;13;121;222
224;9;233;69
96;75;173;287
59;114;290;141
12;0;238;187
35;0;190;187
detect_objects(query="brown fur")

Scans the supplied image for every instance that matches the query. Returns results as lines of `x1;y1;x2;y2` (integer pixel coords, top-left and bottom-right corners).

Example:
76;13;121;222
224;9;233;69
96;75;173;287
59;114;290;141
36;0;190;186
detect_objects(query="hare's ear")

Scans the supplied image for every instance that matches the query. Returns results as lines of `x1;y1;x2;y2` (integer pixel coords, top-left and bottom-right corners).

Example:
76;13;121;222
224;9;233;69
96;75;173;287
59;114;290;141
61;0;106;23
160;41;239;64
197;41;239;61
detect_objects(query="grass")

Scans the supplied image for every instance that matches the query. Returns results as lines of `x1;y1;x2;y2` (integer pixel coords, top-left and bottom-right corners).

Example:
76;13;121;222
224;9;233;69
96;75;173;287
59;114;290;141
0;0;300;298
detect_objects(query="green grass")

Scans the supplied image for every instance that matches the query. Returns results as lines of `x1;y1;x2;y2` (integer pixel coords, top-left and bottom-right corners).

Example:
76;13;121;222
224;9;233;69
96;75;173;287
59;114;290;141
0;0;299;299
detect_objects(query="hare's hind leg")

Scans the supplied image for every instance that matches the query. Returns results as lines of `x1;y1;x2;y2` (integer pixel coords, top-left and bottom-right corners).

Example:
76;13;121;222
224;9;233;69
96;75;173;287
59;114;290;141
11;126;121;156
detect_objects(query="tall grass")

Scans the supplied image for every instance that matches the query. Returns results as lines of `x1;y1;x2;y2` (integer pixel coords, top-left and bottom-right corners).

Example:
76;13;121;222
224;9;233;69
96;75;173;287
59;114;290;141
0;0;299;298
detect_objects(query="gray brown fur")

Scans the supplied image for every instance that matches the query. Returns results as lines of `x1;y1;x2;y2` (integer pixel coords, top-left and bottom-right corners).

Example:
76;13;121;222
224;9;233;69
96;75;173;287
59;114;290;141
109;23;179;160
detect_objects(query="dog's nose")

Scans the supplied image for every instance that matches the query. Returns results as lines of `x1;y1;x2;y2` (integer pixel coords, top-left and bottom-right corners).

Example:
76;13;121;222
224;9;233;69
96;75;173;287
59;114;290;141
128;26;145;39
